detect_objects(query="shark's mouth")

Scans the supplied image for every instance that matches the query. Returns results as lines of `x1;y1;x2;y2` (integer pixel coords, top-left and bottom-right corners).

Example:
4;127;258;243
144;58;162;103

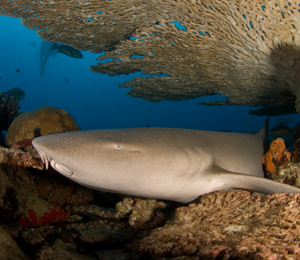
34;146;73;176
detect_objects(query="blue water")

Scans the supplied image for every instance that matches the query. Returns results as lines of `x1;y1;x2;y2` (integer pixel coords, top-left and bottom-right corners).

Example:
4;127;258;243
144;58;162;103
0;15;299;133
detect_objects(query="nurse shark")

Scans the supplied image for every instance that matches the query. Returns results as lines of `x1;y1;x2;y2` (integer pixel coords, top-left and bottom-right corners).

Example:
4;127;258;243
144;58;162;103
32;120;300;203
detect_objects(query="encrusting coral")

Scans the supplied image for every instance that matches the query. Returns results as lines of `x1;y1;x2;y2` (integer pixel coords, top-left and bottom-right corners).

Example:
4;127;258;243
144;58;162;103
5;106;80;149
0;1;300;115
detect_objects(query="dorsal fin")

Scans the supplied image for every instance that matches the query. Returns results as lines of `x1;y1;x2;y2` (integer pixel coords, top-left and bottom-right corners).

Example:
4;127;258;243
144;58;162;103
256;117;269;138
255;117;269;153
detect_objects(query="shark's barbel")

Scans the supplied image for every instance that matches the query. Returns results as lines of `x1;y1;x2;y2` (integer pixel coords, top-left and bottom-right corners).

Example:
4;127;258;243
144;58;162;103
32;120;300;203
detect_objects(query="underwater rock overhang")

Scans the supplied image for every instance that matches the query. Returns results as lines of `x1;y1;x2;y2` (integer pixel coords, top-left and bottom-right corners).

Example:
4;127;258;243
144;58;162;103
1;0;300;115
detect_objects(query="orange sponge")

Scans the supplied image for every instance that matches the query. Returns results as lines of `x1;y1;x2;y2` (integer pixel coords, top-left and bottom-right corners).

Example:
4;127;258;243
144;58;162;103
262;138;291;174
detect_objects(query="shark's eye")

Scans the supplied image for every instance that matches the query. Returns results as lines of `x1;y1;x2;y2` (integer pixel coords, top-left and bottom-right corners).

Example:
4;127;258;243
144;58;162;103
114;144;122;150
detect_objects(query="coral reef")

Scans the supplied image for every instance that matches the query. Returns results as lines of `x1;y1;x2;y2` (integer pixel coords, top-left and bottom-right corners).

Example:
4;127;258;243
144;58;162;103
262;138;292;175
0;1;300;114
292;139;300;158
0;92;21;132
263;138;300;187
6;106;80;149
20;198;70;227
0;106;78;171
0;226;29;260
0;163;172;258
0;146;44;170
0;91;21;145
136;190;300;259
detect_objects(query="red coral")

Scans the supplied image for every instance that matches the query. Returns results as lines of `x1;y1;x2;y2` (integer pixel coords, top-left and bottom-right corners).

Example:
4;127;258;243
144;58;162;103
20;205;69;227
10;139;33;149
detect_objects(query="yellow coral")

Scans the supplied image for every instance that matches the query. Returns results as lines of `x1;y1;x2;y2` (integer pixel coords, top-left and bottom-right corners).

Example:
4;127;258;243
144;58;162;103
6;106;79;147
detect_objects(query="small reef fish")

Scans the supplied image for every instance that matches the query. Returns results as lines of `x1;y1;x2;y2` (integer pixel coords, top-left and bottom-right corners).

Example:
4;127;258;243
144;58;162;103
32;118;300;203
268;126;293;138
16;69;20;73
50;43;83;59
6;87;25;102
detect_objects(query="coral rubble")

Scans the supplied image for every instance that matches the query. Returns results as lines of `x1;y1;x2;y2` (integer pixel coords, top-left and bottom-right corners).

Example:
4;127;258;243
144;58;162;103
6;106;80;149
0;1;299;114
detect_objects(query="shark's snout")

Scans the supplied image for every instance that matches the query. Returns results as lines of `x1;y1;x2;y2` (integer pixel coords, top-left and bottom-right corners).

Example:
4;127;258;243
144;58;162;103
32;139;51;169
33;138;73;176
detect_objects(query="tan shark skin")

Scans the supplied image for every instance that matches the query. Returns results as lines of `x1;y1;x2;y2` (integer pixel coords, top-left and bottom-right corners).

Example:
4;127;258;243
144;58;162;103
32;124;300;203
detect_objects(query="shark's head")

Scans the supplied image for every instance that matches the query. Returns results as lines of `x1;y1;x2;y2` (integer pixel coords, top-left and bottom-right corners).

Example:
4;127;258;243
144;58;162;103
32;129;196;199
33;138;73;176
32;130;146;188
32;134;74;177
